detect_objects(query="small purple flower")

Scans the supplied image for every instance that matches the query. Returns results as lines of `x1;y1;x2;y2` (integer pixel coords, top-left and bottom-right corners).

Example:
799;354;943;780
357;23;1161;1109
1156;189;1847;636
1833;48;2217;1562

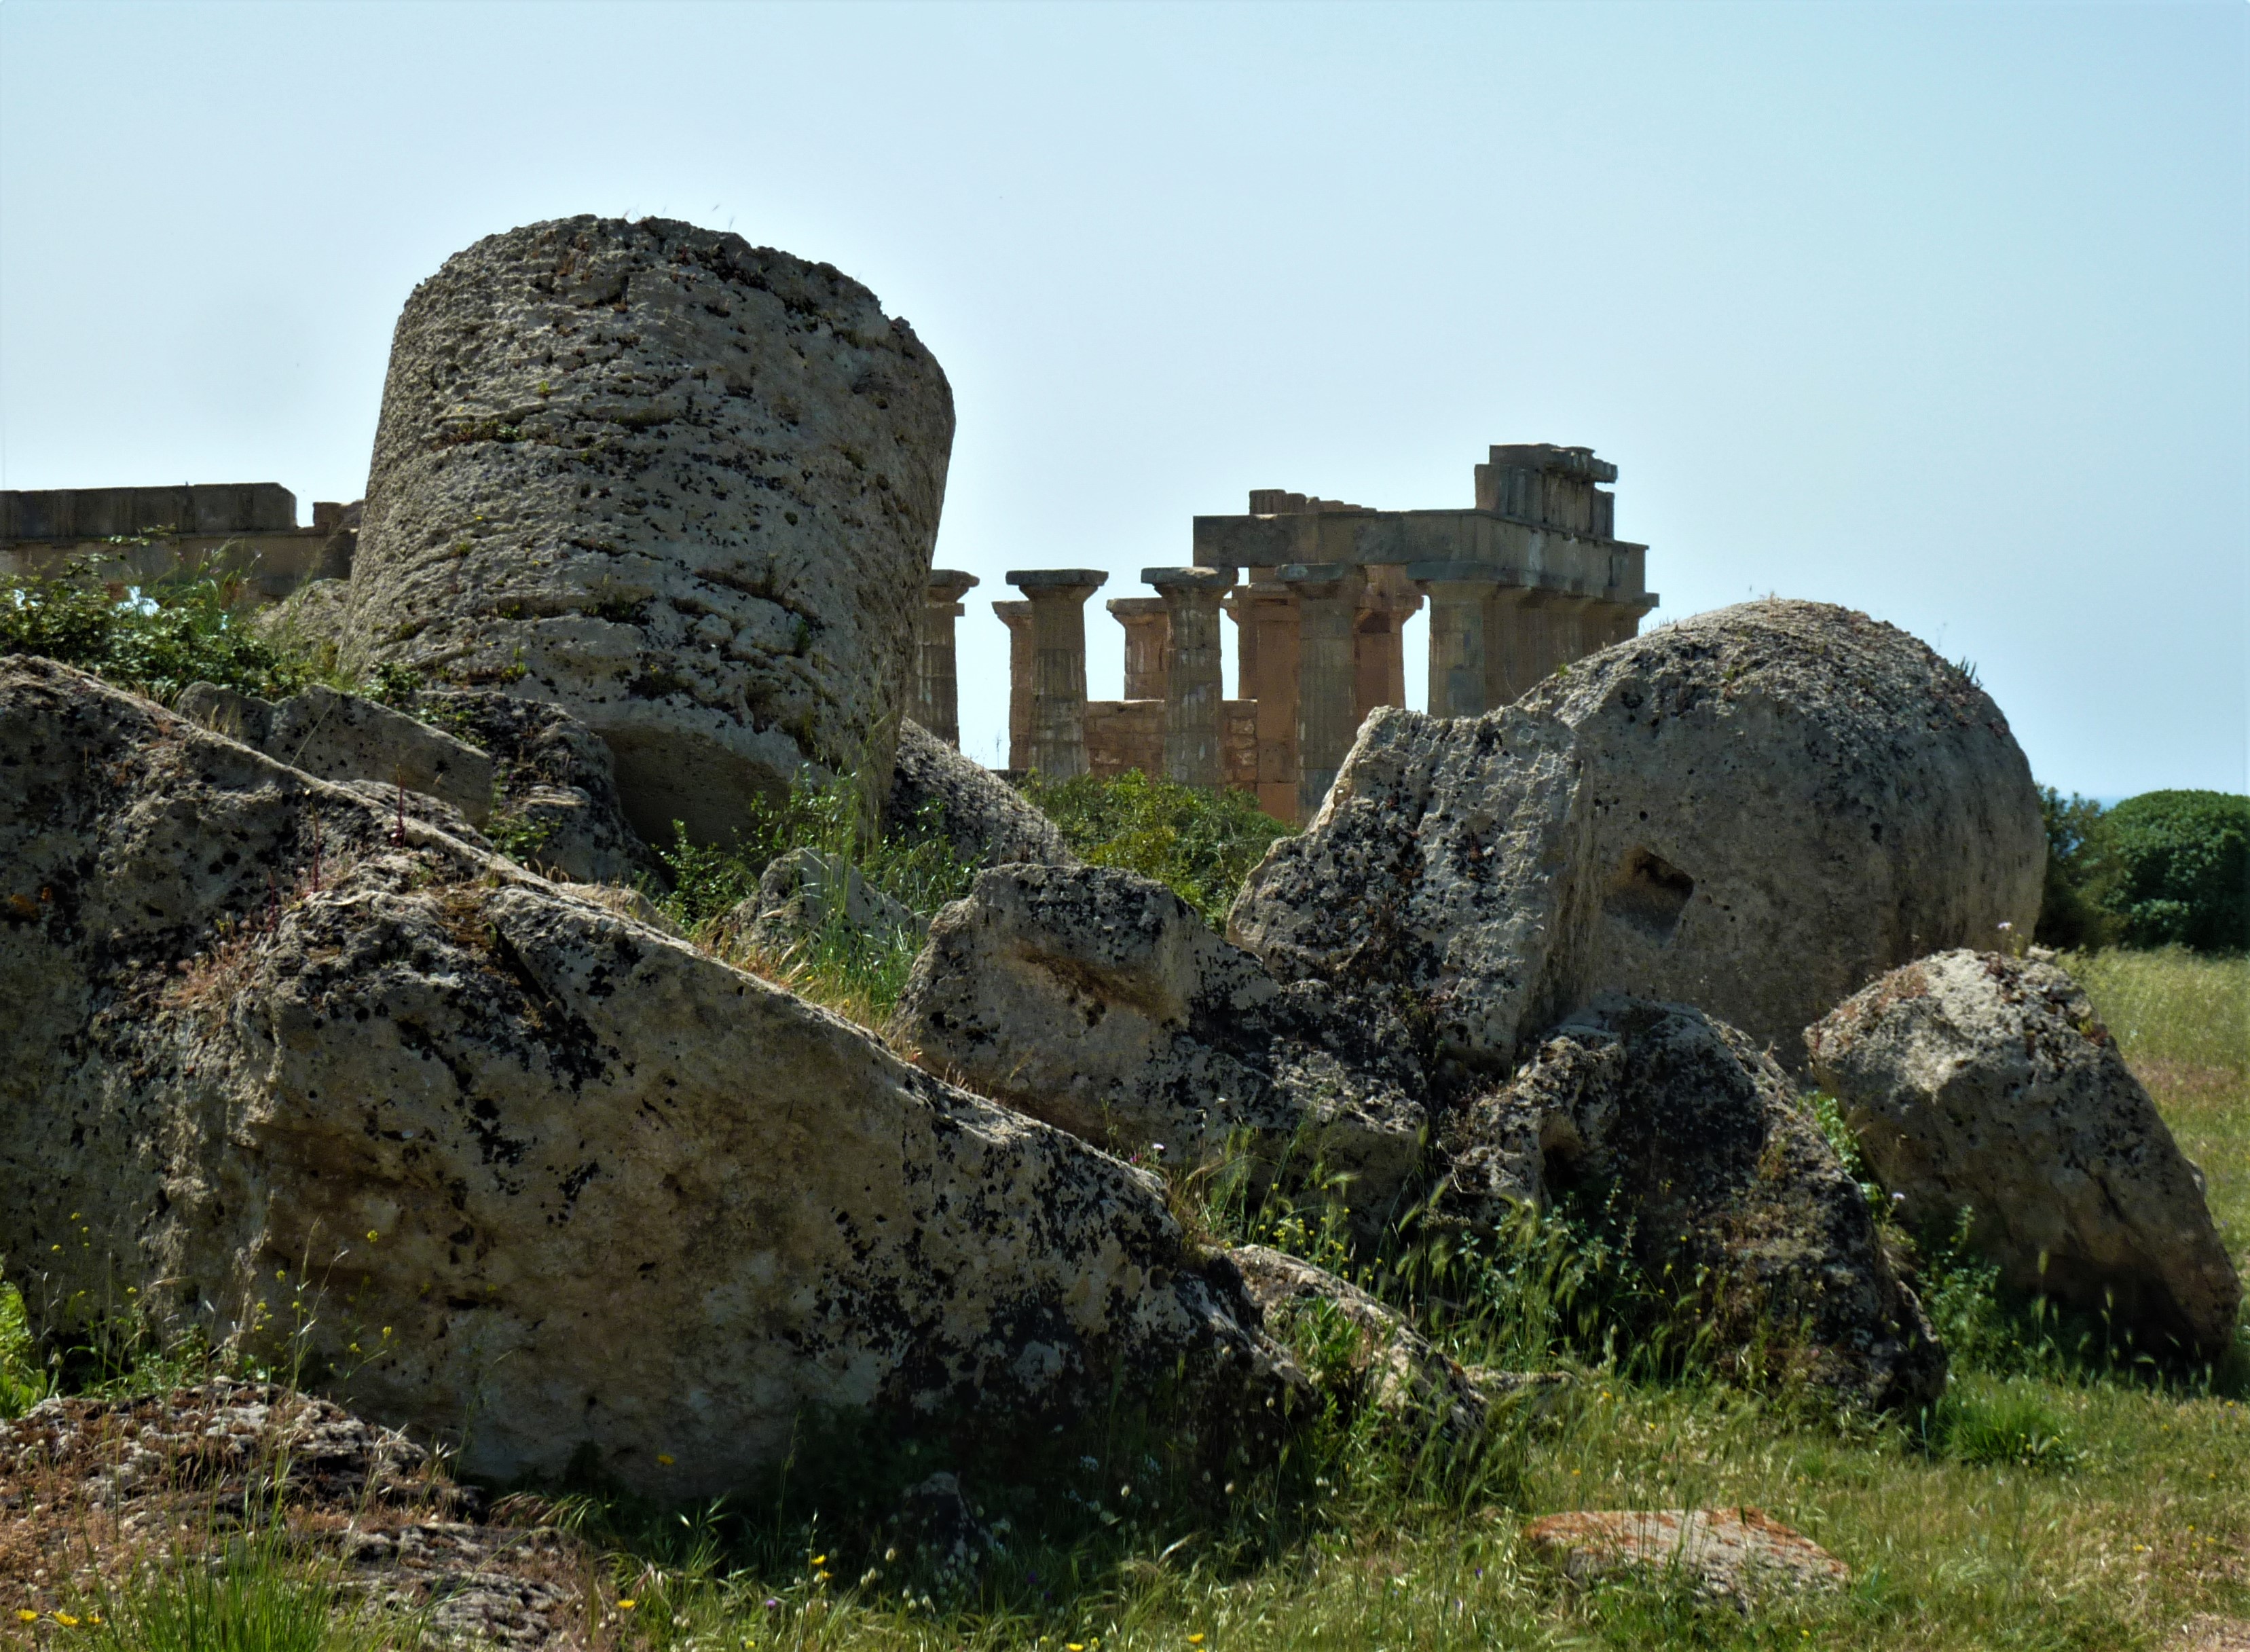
764;1598;782;1611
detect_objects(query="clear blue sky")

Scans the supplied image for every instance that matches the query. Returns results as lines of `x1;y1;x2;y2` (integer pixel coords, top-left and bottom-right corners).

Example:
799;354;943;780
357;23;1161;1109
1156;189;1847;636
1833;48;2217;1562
2;1;2243;794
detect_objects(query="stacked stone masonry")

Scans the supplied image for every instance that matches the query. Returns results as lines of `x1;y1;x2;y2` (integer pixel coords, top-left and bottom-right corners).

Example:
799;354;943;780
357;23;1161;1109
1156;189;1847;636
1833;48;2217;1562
990;445;1656;823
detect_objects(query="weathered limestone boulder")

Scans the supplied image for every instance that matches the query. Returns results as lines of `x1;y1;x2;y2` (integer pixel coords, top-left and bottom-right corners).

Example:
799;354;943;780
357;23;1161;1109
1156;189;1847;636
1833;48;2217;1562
1439;995;1947;1410
0;657;1307;1498
1524;1508;1849;1602
175;680;653;887
896;864;1431;1231
179;681;494;824
412;686;657;887
1231;601;2045;1071
1230;1244;1492;1444
887;718;1075;869
713;845;925;961
1806;950;2241;1357
341;216;955;846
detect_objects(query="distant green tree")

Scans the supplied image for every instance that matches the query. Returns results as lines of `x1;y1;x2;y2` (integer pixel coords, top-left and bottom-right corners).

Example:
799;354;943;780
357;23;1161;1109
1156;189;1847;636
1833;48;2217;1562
2103;790;2249;953
2034;788;2120;951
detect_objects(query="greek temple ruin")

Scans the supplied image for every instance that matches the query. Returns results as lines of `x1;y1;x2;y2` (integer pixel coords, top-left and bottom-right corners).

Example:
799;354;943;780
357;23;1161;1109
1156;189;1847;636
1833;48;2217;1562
5;443;1655;831
916;443;1657;824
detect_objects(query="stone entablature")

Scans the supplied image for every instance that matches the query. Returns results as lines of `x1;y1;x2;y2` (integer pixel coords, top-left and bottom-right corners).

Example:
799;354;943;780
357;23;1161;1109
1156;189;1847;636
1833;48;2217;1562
1001;444;1657;822
1;484;361;602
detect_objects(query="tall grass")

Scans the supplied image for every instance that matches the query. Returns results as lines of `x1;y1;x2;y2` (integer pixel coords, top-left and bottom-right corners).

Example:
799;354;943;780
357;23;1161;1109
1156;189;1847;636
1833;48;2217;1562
1020;769;1291;928
2065;946;2250;1074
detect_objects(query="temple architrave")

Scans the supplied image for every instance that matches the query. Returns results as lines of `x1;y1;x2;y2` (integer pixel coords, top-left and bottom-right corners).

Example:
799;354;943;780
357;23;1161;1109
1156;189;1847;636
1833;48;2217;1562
0;484;359;598
957;443;1657;823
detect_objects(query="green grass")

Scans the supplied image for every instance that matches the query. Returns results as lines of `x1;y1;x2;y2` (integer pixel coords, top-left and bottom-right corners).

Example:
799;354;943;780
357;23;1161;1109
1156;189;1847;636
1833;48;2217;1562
1020;769;1293;928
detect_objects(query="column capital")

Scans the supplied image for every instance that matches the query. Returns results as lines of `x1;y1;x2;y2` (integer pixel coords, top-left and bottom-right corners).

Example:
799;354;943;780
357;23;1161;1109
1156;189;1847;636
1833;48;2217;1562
1107;595;1170;620
926;568;980;604
1142;565;1234;596
1275;562;1363;599
1007;568;1109;598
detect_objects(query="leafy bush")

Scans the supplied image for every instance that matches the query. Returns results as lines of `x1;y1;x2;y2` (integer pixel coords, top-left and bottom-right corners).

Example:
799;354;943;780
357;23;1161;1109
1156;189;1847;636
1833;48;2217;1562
0;564;342;706
2035;788;2122;950
1018;769;1292;928
2103;790;2249;953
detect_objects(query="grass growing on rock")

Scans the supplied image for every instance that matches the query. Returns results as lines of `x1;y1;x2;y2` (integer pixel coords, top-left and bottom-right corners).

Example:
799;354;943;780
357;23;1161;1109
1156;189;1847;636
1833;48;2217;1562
1;955;2240;1649
1020;770;1292;928
485;947;2250;1652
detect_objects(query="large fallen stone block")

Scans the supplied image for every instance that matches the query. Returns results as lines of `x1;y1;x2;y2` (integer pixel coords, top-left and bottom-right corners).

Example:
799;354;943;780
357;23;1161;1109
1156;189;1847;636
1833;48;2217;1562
887;718;1075;869
896;864;1431;1230
1231;600;2045;1071
0;657;1306;1499
340;216;956;845
1439;995;1947;1411
1806;950;2241;1357
1524;1507;1849;1604
179;681;494;824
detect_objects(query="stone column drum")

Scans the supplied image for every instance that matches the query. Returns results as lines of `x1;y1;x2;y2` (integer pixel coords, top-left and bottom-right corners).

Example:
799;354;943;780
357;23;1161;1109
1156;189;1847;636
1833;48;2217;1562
917;570;979;748
994;600;1033;771
342;216;955;845
1107;598;1171;701
1145;567;1233;789
1409;562;1503;719
1242;576;1301;823
1278;564;1364;822
1007;570;1107;779
1352;566;1421;722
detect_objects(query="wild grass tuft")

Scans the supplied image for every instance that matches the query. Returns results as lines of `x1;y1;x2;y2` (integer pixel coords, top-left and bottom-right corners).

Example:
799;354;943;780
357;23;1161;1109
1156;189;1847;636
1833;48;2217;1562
1020;769;1291;928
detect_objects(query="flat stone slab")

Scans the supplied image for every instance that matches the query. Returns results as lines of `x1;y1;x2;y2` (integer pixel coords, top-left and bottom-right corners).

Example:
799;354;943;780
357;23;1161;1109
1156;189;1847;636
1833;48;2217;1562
1524;1507;1848;1601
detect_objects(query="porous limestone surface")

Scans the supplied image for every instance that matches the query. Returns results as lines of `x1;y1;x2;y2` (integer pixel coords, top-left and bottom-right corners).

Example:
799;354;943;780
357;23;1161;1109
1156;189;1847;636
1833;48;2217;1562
896;863;1431;1232
1440;994;1947;1411
887;717;1075;869
1807;949;2240;1357
342;215;955;846
0;658;1304;1498
179;680;495;824
1230;600;2045;1072
1524;1507;1849;1602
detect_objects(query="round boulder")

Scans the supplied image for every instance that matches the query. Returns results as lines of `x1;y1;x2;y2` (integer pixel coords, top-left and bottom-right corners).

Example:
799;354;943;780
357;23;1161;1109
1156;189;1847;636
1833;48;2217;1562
342;215;955;845
1234;600;2046;1069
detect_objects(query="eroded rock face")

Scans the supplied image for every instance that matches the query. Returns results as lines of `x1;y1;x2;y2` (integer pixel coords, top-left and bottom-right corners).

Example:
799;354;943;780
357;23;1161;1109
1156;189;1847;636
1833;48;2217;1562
178;681;495;824
1439;995;1947;1411
174;680;655;887
896;864;1431;1230
1231;601;2044;1070
715;843;925;961
0;657;1305;1497
342;215;955;846
887;718;1075;870
1806;950;2241;1357
1230;1244;1491;1445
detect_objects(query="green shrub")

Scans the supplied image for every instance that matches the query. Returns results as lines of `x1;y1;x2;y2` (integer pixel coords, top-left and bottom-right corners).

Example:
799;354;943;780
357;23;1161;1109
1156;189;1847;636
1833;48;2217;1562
2035;788;2122;951
1;563;337;706
2103;790;2249;953
1926;1377;2079;1471
1018;769;1291;928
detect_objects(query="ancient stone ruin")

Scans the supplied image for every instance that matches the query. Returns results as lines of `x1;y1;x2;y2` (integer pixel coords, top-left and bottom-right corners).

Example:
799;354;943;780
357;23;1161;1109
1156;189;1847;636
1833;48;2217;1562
2;213;2236;1545
986;443;1657;822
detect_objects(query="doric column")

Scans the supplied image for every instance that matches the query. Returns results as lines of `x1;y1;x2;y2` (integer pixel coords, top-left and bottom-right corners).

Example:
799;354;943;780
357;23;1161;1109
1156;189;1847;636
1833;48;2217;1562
1509;587;1560;691
1006;569;1108;779
1242;575;1300;823
1278;563;1365;822
1145;566;1233;788
917;570;979;748
1482;585;1536;708
1352;564;1422;721
1107;597;1171;701
993;600;1034;771
1408;562;1504;718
